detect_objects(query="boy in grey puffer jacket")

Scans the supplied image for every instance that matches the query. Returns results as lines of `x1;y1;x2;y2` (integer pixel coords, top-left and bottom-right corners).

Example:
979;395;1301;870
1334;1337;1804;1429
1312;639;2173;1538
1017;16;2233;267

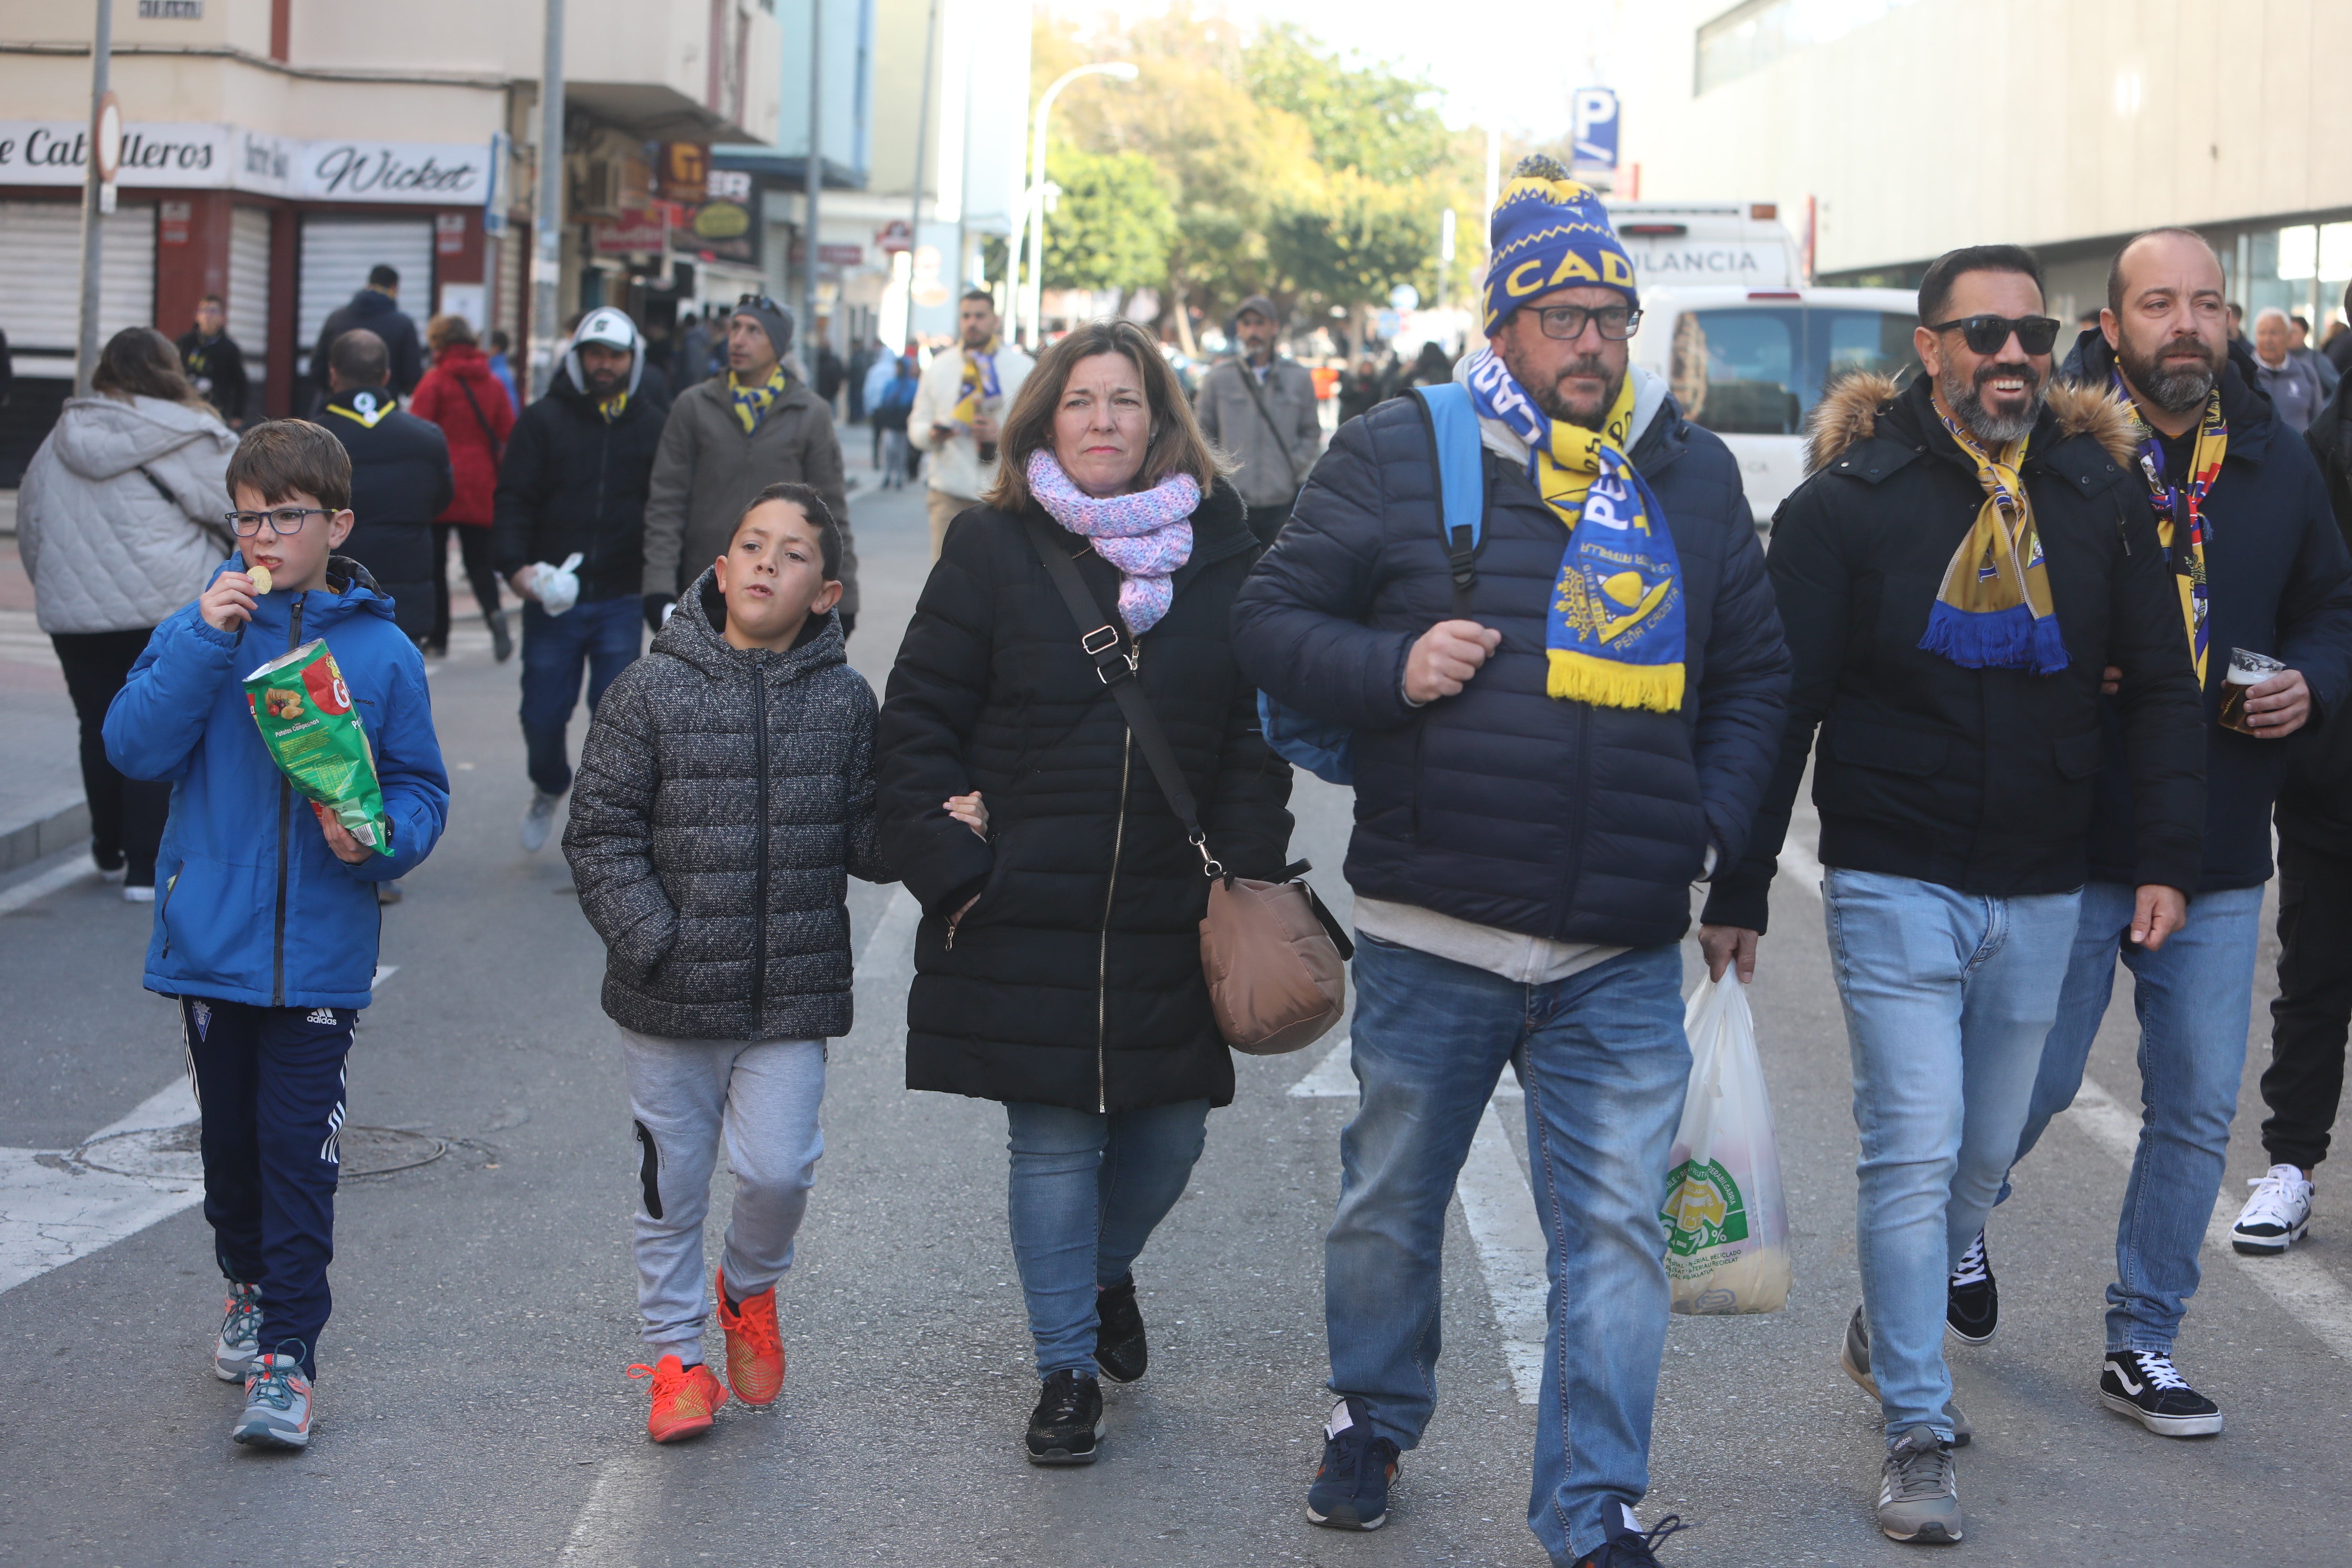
564;482;890;1442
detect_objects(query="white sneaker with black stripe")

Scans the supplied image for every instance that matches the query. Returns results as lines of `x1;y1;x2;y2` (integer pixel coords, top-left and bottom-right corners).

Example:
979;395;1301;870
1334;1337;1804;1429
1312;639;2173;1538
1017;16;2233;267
2231;1164;2313;1255
2099;1349;2222;1437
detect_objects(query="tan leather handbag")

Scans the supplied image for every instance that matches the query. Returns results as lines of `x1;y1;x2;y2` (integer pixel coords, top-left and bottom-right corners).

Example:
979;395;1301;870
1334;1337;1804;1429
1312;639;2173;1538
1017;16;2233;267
1026;517;1350;1055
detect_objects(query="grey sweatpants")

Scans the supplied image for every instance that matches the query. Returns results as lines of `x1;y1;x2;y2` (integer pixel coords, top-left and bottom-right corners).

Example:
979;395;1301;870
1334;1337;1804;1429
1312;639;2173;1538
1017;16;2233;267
619;1026;826;1358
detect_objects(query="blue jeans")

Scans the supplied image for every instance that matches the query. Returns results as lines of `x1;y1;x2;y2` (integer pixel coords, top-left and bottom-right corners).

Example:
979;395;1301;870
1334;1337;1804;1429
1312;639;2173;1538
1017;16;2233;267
2006;880;2264;1353
1822;868;2082;1445
1327;936;1689;1567
1004;1099;1210;1378
519;595;642;797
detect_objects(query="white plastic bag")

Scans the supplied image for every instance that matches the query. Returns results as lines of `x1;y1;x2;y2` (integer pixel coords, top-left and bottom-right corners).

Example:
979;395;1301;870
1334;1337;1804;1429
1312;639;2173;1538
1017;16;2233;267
1658;972;1791;1314
531;552;586;616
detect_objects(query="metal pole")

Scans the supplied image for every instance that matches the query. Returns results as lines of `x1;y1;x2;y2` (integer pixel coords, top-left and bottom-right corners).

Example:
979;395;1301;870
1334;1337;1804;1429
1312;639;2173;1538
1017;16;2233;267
801;0;821;377
1023;89;1049;350
532;0;565;398
906;0;937;315
74;0;113;397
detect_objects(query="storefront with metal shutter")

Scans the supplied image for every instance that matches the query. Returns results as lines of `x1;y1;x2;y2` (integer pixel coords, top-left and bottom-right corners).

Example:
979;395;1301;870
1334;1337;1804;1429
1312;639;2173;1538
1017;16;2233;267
0;200;156;485
227;203;273;386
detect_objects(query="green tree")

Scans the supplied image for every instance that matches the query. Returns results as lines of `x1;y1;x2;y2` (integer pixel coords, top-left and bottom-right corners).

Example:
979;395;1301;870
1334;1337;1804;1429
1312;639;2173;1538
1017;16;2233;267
1241;24;1453;184
1040;142;1177;296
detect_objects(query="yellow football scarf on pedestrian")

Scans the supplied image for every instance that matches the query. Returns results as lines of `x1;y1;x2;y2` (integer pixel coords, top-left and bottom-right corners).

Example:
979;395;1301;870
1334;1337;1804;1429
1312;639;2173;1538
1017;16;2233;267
2115;373;2223;687
730;366;786;434
598;391;629;424
950;337;1002;427
1920;399;2068;674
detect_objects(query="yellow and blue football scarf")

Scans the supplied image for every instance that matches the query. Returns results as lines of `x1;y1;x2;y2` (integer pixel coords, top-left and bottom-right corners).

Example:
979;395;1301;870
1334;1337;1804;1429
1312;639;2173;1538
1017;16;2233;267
598;391;630;424
1463;348;1685;712
730;367;786;434
1922;399;2067;674
950;337;1002;427
2115;371;2222;687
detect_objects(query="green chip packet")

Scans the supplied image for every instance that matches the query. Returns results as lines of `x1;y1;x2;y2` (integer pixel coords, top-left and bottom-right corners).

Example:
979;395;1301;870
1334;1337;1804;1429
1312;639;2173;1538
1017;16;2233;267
243;639;394;857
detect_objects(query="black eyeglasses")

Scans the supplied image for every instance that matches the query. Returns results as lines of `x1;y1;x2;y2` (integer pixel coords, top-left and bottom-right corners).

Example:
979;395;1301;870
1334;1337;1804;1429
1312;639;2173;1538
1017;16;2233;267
223;507;331;537
1926;314;2061;356
1532;303;1643;342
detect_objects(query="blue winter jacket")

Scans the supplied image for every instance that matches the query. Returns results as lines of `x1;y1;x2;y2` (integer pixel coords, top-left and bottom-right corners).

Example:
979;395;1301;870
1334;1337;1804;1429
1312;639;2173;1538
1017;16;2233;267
103;558;450;1008
1231;378;1791;949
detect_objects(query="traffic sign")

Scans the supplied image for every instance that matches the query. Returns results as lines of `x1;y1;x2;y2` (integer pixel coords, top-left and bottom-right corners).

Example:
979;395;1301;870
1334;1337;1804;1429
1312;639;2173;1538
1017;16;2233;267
94;90;122;214
1388;283;1419;311
877;220;913;254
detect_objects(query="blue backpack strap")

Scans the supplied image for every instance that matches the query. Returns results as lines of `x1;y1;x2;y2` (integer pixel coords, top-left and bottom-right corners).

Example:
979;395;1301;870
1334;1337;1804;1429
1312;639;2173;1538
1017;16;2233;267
1410;383;1486;618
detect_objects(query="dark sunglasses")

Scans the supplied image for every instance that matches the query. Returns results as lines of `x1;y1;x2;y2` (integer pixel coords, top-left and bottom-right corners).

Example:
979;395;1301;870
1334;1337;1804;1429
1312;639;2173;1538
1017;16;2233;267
1926;313;2061;356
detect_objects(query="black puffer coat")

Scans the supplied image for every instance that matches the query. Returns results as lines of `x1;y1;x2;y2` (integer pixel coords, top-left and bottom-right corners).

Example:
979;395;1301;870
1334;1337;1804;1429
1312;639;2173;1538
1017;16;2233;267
321;386;454;643
563;570;888;1041
876;479;1293;1113
491;366;667;606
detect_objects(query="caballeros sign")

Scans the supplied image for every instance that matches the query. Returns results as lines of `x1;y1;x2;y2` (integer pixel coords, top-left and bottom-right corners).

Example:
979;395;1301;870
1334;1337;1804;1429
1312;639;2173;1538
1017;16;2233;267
0;121;486;204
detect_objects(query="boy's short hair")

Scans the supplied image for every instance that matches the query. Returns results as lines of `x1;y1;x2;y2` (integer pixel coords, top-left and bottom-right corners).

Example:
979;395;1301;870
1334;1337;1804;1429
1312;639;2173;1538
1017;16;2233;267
227;420;354;514
731;482;841;579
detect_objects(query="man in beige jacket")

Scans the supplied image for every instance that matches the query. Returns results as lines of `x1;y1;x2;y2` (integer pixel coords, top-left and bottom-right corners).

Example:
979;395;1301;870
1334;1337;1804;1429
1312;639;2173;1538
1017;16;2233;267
908;290;1033;557
641;297;860;631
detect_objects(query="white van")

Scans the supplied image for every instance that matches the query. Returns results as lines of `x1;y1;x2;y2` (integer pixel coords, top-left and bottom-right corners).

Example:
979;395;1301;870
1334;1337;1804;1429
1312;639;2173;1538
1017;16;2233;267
1625;283;1922;525
1607;201;1801;290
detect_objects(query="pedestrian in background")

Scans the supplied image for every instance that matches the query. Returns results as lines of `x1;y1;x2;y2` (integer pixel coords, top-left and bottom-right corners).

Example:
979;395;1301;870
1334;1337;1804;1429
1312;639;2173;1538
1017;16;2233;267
846;335;878;425
317;329;453;655
15;326;235;901
410;313;518;661
1334;354;1386;425
1193;295;1321;544
104;418;449;1451
493;308;662;855
2241;318;2352;1262
2255;307;2325;433
868;355;919;488
2227;301;2252;355
1992;229;2352;1437
2328;286;2352;379
2291;312;2341;396
1700;244;2207;1544
565;483;888;1445
877;319;1292;1470
1236;156;1790;1568
816;339;846;414
1394;340;1454;394
909;289;1033;558
863;342;903;468
177;294;250;430
486;329;521;414
642;296;859;638
310;263;423;408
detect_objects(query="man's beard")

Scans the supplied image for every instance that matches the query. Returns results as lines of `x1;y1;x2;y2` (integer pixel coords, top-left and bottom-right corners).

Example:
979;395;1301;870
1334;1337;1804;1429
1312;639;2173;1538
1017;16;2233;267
1526;353;1624;431
1940;358;2043;445
964;328;994;349
583;369;625;398
2118;330;2219;416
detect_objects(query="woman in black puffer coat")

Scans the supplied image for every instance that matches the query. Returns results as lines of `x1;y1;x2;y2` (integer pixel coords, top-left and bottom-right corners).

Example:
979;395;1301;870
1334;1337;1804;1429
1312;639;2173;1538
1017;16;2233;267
877;320;1293;1466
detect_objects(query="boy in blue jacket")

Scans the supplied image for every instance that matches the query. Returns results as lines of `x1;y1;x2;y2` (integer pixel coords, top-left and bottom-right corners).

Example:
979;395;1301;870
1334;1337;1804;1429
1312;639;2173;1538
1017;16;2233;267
104;419;450;1450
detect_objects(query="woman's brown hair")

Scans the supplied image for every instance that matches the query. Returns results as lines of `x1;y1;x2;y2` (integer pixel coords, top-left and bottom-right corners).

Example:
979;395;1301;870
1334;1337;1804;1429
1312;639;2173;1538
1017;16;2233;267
983;319;1230;513
90;326;208;413
426;312;479;355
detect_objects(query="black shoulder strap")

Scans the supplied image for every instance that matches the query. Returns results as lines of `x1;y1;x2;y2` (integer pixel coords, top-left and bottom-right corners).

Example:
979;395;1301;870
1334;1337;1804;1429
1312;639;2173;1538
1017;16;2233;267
1021;514;1218;870
454;373;505;462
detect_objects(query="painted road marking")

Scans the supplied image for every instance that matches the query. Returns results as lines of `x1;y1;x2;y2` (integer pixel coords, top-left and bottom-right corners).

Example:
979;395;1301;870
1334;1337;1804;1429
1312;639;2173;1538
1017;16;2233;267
0;852;99;917
0;1075;202;1296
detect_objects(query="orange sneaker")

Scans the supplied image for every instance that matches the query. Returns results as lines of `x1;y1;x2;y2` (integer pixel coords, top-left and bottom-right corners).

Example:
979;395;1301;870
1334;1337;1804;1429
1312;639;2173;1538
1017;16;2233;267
714;1268;786;1405
627;1354;727;1442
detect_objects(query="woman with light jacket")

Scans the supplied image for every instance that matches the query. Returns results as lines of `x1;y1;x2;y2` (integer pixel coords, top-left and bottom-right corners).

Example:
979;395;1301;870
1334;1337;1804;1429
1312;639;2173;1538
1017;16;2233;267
17;326;235;899
876;319;1293;1467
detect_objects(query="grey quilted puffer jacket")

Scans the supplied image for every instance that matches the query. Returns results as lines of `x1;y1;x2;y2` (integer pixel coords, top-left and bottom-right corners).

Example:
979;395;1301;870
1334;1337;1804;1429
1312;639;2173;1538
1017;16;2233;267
564;568;890;1041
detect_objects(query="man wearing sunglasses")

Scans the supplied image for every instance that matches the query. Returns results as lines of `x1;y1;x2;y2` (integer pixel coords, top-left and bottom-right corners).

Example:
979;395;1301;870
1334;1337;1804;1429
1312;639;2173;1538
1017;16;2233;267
1698;243;2208;1543
1978;229;2352;1438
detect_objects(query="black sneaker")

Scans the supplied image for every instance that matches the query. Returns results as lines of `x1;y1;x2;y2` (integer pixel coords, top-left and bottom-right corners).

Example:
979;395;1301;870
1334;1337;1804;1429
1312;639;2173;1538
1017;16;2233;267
1946;1230;1997;1345
1095;1277;1148;1384
1307;1397;1401;1531
1575;1513;1692;1566
2099;1349;2223;1437
1024;1368;1104;1465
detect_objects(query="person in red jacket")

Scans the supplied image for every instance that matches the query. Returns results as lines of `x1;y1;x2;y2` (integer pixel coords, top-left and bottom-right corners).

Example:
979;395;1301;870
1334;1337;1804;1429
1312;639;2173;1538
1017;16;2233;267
412;313;518;660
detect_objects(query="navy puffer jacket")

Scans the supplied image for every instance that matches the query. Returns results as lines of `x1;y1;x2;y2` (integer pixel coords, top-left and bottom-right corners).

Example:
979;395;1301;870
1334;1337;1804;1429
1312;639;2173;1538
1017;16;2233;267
1232;379;1791;949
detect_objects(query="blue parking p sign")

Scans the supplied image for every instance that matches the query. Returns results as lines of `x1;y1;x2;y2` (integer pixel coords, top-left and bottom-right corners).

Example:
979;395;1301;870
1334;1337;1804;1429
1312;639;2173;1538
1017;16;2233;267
1572;88;1619;175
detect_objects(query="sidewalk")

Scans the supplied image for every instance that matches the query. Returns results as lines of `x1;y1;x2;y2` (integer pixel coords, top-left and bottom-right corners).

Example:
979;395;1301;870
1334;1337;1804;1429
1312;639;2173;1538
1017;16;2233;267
0;536;91;875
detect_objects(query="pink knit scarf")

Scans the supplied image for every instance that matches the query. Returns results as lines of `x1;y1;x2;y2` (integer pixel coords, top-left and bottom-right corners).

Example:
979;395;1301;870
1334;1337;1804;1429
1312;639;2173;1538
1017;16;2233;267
1025;448;1199;636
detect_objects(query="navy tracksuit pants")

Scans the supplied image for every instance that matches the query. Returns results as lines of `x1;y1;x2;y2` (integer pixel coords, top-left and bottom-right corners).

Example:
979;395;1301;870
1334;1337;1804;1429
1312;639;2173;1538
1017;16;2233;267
181;996;353;1378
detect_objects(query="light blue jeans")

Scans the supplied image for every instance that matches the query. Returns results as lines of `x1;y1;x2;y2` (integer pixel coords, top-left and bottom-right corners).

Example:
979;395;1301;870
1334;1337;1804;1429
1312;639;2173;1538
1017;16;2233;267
1326;935;1689;1567
1004;1099;1210;1379
1821;868;2082;1444
2006;880;2265;1353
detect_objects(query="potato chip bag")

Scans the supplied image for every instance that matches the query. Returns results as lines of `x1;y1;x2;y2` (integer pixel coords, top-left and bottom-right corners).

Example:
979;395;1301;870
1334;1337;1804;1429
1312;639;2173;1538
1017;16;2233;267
243;640;394;856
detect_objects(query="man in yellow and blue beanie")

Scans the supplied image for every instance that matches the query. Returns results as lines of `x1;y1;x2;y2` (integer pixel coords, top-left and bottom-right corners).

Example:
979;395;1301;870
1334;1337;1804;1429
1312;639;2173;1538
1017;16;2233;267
1231;152;1791;1568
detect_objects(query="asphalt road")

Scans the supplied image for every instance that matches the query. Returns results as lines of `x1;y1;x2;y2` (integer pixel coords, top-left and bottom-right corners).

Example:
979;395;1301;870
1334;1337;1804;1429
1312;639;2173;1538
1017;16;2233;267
2;444;2348;1567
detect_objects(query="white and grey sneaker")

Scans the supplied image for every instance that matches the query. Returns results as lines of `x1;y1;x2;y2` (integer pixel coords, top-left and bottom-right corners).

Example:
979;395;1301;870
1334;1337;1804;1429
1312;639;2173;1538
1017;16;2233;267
213;1281;262;1381
2231;1164;2314;1255
232;1351;313;1449
1877;1426;1962;1543
520;789;562;853
1840;1304;1972;1445
2100;1349;2222;1437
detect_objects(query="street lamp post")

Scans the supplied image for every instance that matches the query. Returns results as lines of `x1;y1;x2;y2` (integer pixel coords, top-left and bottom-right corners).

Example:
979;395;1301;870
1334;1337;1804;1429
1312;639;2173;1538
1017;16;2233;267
1009;61;1136;349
